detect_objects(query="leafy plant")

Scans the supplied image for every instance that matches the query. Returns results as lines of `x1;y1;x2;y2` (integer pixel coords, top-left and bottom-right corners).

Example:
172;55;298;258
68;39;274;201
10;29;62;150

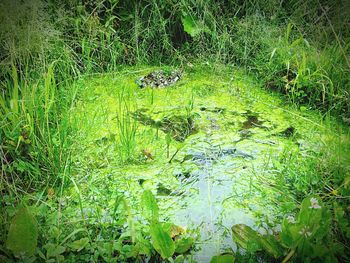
150;222;175;259
232;195;347;262
141;190;194;260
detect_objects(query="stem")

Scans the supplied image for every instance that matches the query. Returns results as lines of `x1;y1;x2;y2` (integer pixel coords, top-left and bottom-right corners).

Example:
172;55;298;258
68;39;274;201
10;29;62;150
169;148;180;163
282;249;295;263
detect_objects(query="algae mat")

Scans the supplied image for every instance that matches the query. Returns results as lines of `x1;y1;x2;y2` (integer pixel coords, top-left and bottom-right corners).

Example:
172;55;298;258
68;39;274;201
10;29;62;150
69;66;347;262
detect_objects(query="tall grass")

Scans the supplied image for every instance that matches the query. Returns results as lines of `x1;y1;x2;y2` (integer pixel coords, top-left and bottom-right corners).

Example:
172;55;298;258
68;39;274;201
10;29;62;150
0;64;76;191
115;86;138;164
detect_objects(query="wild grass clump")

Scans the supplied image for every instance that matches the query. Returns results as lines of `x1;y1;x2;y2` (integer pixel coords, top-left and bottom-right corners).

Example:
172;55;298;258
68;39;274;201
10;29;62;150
0;65;76;191
252;22;350;119
115;95;138;164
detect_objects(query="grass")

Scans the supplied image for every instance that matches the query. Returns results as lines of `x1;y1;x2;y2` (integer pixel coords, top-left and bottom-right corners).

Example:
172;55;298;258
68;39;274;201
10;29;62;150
115;86;138;163
1;64;75;190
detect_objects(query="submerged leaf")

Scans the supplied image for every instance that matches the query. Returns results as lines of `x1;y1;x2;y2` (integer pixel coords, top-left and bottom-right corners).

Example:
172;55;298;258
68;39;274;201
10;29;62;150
6;207;38;257
150;222;175;259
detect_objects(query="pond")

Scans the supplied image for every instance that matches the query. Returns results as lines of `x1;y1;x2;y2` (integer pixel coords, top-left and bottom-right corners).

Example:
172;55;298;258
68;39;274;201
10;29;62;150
68;65;347;262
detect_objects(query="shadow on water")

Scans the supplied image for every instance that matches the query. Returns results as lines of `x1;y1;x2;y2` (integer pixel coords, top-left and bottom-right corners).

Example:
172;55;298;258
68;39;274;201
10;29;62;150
132;109;198;142
241;110;265;129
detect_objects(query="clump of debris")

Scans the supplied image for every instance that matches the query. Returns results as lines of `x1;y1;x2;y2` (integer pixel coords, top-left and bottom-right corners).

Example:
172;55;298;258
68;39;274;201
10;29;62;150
136;70;182;88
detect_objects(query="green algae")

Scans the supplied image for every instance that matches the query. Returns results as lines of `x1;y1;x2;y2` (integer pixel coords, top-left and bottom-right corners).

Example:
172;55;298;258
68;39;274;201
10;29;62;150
67;65;350;262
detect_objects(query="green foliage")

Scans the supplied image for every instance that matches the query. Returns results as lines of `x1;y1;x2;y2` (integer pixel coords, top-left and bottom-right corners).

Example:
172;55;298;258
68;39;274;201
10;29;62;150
68;237;90;252
6;207;38;257
141;190;194;260
181;14;210;37
141;190;159;222
210;254;235;263
150;222;175;259
232;224;282;258
41;243;66;262
1;0;349;117
254;21;350;118
280;196;338;261
334;203;350;239
232;195;348;262
232;224;262;253
174;237;194;254
1;63;75;189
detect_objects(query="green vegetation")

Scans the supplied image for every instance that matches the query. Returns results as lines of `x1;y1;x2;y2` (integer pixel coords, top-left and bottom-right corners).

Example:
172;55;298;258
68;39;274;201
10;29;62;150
1;1;349;262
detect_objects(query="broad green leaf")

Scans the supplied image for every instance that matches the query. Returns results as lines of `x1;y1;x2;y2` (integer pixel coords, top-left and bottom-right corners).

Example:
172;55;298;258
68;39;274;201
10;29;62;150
181;15;209;37
175;237;194;253
68;237;89;252
311;243;329;258
296;196;330;240
232;224;261;252
210;254;235;263
141;190;159;222
297;238;313;257
150;222;175;259
232;224;282;258
6;207;38;257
